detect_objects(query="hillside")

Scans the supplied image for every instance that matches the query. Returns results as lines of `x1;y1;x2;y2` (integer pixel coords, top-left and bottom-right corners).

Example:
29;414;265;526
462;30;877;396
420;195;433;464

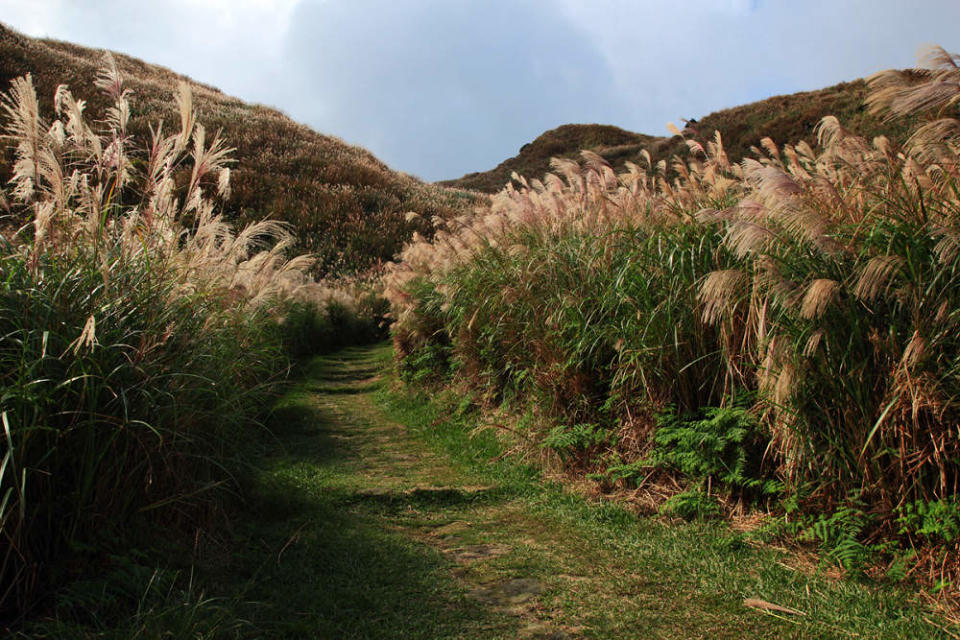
440;79;916;193
0;23;479;273
443;124;660;194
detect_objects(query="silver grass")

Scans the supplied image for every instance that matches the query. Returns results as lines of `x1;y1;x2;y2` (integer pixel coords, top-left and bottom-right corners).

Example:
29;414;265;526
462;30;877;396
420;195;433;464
802;329;824;357
800;279;840;319
853;255;905;302
699;269;747;324
1;74;43;202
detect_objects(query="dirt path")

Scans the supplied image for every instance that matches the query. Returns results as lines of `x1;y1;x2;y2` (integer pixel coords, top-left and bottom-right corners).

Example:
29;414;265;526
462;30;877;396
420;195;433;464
206;343;952;639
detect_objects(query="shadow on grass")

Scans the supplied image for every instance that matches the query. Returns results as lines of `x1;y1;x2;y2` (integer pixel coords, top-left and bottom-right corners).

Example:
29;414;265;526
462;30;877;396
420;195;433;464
217;481;505;638
207;344;511;639
260;348;385;465
306;381;386;396
309;367;383;382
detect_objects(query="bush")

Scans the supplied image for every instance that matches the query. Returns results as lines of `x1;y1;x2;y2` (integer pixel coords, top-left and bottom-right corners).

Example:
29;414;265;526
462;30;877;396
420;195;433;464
649;406;780;498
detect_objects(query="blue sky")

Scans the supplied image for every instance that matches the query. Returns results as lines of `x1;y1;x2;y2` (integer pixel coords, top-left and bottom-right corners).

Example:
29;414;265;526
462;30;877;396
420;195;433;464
2;1;959;181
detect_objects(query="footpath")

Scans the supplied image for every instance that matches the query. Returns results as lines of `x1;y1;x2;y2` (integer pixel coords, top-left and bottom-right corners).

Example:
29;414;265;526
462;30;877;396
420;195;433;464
207;343;952;639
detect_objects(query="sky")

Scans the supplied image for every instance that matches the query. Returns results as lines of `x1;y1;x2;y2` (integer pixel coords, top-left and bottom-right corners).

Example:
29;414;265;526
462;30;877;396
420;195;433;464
1;1;958;182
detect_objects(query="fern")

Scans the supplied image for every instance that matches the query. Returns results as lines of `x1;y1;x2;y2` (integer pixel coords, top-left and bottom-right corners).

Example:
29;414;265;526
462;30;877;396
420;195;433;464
648;406;779;497
659;490;721;520
802;502;884;572
542;423;609;460
896;497;960;542
603;459;653;486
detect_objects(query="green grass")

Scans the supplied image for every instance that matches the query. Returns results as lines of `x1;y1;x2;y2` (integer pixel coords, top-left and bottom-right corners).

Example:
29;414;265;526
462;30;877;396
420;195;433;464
193;345;520;639
23;342;938;639
383;367;957;639
24;341;952;637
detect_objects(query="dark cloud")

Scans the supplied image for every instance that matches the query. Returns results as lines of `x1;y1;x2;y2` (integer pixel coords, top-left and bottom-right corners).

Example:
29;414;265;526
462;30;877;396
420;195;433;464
281;0;629;180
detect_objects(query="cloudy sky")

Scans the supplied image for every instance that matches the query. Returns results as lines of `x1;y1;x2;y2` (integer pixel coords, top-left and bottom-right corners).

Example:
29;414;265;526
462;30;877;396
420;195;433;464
2;1;958;181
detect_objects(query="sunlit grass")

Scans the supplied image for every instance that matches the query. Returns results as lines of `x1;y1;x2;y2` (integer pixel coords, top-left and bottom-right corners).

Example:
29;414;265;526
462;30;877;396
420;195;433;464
387;45;960;594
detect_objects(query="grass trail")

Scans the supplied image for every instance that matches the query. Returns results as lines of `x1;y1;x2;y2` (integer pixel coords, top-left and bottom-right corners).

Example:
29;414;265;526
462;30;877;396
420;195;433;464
207;342;955;639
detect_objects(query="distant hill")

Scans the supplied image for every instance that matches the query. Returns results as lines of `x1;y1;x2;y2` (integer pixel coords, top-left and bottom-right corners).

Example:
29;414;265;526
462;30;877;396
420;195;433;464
440;80;916;194
0;24;480;273
442;124;660;194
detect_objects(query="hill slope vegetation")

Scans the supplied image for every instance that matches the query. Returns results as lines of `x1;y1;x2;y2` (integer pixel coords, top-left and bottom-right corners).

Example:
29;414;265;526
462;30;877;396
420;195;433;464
0;23;478;273
441;79;916;193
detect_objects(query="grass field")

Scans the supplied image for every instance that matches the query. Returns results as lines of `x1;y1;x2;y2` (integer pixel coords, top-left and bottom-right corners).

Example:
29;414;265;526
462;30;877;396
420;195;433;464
24;343;952;638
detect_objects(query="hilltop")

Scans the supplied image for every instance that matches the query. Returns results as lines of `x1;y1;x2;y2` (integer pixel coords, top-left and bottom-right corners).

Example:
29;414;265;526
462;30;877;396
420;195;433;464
440;79;915;193
0;23;479;273
443;124;659;194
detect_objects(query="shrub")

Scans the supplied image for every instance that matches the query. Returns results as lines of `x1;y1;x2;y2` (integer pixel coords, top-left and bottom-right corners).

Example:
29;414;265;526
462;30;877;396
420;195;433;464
649;406;779;498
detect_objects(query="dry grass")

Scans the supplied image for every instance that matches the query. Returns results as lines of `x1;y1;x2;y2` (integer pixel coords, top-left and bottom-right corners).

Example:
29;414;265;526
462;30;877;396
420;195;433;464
1;57;313;309
440;123;657;193
388;44;960;592
441;79;919;194
0;22;481;274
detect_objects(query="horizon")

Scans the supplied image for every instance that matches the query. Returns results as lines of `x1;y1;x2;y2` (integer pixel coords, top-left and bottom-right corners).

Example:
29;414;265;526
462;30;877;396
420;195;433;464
2;1;959;182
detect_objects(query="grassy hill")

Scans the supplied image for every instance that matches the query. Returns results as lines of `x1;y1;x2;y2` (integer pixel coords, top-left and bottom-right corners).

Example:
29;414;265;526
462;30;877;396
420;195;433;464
440;79;916;193
0;23;918;266
0;23;479;273
443;124;659;194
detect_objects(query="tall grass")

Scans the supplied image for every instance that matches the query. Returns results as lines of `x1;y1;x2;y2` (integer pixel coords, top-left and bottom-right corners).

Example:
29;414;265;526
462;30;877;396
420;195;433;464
387;46;960;573
441;79;916;195
278;272;390;358
0;56;314;617
0;23;483;275
389;144;748;462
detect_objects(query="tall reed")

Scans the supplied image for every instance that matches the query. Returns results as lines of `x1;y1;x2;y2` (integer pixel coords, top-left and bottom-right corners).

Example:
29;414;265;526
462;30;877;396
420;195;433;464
0;55;312;616
387;46;960;542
